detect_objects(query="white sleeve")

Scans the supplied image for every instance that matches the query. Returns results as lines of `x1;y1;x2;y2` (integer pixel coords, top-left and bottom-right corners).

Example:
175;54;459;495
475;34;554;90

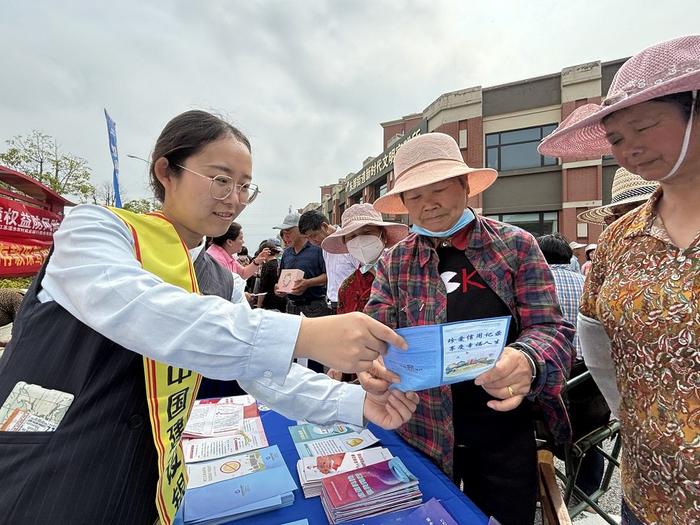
578;313;620;418
239;365;366;426
38;205;301;385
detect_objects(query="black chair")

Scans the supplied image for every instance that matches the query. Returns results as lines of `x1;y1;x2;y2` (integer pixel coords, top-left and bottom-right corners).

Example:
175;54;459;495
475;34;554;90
537;369;622;524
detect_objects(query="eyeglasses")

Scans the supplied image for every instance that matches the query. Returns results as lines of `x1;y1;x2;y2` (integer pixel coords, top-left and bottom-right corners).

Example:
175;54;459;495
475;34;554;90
176;164;260;204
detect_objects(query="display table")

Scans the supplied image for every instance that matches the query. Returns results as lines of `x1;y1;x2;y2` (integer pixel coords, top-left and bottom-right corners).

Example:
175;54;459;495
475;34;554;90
224;410;488;525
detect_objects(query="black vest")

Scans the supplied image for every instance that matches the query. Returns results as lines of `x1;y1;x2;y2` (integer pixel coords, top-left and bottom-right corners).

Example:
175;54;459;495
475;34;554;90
0;258;159;524
192;249;234;300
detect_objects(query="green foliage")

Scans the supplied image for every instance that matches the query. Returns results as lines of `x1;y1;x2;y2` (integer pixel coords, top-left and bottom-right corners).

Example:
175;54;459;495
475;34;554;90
0;277;33;289
0;130;95;202
123;198;159;214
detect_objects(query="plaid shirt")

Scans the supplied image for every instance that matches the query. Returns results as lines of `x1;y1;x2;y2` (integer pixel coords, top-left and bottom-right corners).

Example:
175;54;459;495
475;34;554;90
366;215;574;476
549;264;585;359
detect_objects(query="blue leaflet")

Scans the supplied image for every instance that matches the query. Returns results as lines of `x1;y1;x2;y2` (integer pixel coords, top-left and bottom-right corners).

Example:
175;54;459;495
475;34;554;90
384;317;511;391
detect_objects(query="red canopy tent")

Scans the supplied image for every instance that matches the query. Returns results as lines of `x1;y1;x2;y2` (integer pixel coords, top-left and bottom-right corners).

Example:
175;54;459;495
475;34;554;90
0;165;75;277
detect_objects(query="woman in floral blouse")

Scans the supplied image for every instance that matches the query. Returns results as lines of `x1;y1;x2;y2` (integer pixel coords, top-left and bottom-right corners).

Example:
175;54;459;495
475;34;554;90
539;35;700;525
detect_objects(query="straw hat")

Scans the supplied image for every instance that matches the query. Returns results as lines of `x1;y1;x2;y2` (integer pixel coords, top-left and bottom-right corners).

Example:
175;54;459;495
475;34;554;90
321;203;409;254
577;168;659;225
539;35;700;158
373;133;497;214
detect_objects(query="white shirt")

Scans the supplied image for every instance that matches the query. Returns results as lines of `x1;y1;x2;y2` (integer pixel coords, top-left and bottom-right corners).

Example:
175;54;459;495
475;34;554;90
323;240;359;302
36;205;365;426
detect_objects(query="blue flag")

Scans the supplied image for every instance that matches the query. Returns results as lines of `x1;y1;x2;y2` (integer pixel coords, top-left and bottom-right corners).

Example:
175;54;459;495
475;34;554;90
104;109;123;207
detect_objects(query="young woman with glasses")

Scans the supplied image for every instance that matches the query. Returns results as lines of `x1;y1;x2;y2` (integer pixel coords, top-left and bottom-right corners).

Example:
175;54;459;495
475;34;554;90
0;109;417;524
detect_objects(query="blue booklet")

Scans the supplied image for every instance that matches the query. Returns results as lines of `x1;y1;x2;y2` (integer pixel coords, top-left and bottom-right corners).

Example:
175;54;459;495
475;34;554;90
183;445;298;524
384;316;511;391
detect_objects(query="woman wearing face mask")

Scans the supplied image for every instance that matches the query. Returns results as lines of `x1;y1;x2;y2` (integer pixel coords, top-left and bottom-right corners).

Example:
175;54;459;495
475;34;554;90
0;110;419;525
321;203;409;380
539;35;700;525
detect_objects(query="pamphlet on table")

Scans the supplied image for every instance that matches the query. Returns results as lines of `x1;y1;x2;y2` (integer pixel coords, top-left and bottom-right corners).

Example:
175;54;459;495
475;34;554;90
297;447;394;497
289;422;380;458
320;457;422;524
182;444;297;524
383;316;511;391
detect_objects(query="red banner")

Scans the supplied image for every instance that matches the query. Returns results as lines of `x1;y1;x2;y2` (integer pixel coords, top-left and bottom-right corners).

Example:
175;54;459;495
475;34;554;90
0;197;62;277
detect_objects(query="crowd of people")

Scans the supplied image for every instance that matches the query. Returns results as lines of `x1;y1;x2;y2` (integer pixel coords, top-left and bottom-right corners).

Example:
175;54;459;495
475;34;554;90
0;35;697;525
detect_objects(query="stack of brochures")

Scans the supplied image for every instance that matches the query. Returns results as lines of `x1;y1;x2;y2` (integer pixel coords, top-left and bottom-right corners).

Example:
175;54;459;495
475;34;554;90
297;447;394;498
289;422;379;458
181;396;298;524
320;457;422;524
182;444;298;524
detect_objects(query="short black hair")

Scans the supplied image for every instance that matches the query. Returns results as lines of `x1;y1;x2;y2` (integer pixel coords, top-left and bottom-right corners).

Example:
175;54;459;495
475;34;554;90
298;210;330;234
536;233;573;265
211;222;242;246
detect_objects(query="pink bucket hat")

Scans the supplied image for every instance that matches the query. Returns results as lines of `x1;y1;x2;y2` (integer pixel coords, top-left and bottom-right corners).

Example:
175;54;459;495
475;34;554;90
539;35;700;158
321;203;409;254
373;133;497;214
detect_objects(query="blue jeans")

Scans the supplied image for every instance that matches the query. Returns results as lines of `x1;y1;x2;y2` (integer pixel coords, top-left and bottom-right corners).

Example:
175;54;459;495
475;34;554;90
621;500;645;525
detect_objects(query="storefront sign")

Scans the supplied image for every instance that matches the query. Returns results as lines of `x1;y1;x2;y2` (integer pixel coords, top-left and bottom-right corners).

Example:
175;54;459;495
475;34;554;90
346;120;427;196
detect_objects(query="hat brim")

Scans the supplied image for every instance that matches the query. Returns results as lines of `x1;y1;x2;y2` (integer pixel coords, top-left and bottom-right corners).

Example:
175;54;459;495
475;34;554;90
577;195;650;225
321;221;409;254
373;161;498;214
538;69;700;158
272;224;297;230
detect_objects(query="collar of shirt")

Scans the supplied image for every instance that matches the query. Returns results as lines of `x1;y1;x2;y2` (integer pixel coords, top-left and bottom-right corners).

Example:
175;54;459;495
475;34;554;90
190;238;207;261
623;187;663;240
550;263;579;273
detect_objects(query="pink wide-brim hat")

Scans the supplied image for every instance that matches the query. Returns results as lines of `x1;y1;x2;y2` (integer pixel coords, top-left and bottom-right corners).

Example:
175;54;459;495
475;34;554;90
539;35;700;158
373;133;497;214
321;203;409;254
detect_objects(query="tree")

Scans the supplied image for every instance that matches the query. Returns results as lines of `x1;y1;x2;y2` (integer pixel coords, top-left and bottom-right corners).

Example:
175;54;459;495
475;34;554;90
92;181;119;207
0;130;95;202
123;198;159;214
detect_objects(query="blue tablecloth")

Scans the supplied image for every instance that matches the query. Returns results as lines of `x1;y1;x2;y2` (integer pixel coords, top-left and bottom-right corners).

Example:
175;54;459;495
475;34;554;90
222;410;488;525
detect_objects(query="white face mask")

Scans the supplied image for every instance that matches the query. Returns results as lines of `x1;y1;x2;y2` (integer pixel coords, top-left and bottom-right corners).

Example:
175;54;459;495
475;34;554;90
346;235;385;265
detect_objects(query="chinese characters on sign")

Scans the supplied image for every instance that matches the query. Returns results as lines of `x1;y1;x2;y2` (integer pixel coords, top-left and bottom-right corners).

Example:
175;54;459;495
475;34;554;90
346;121;427;195
0;196;61;239
0;196;62;276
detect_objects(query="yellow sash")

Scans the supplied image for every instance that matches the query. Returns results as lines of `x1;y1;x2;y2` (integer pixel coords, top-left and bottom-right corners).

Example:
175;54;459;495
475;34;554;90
110;208;202;525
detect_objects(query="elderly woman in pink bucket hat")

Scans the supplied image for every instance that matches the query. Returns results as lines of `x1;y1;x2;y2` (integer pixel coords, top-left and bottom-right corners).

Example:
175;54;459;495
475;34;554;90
539;35;700;525
321;203;409;381
359;132;574;524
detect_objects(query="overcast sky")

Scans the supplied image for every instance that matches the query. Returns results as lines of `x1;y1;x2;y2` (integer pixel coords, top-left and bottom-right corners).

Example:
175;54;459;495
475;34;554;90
1;0;698;248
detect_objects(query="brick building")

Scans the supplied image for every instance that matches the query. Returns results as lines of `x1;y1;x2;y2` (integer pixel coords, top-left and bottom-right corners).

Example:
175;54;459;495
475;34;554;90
318;56;628;245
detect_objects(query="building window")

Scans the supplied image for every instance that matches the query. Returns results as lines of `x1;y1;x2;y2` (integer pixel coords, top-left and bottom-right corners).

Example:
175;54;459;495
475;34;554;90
376;182;388;197
486;124;558;171
484;211;558;237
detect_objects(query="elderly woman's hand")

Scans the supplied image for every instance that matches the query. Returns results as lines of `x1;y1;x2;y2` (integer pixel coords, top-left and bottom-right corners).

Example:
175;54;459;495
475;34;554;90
474;346;534;411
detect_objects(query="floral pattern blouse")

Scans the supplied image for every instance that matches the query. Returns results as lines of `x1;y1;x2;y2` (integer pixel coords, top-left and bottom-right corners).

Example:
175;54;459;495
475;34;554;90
580;189;699;524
